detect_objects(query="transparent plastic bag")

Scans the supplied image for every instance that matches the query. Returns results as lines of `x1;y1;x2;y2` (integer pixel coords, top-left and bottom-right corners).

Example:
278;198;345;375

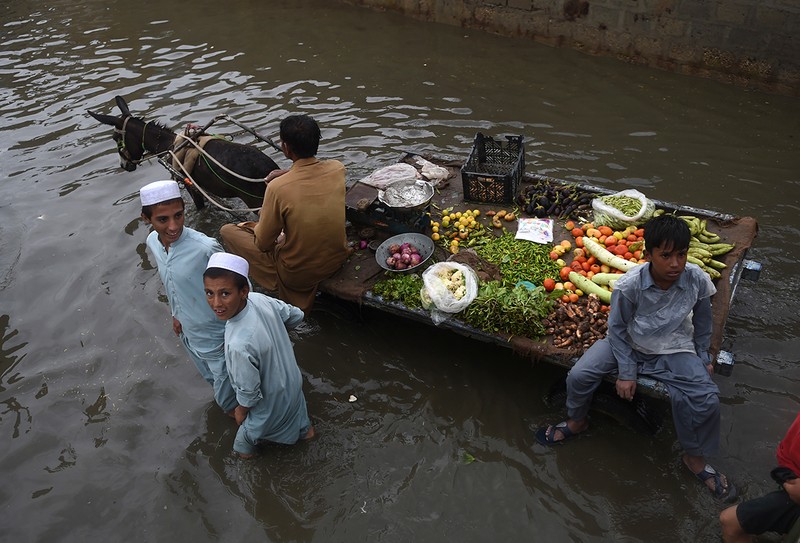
592;189;655;230
420;262;479;325
359;163;419;190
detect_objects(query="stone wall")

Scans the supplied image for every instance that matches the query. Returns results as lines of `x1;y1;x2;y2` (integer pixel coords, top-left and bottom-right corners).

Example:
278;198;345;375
342;0;800;96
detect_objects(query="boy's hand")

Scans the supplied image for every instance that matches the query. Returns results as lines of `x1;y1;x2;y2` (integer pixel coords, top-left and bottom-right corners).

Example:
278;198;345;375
616;379;637;401
706;363;714;377
784;478;800;505
234;405;250;426
172;317;182;336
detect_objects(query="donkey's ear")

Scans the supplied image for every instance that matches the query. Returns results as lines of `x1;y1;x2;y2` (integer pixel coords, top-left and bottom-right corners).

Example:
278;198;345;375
87;110;122;128
115;96;131;117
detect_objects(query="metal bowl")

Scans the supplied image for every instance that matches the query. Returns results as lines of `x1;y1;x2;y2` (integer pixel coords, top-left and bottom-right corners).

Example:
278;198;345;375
375;232;435;273
377;179;435;211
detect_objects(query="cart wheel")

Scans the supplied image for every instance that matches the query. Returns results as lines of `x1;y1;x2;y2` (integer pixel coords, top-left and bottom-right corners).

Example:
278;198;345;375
544;378;663;436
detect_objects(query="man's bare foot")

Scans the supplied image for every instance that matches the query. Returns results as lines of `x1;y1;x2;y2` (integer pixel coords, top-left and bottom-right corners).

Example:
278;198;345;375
237;452;255;459
301;425;316;441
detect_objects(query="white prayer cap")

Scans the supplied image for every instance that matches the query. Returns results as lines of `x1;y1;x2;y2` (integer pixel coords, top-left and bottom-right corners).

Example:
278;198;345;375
140;180;181;206
207;252;249;278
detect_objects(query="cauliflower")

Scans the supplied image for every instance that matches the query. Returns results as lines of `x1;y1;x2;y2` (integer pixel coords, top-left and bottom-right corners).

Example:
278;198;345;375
437;267;467;299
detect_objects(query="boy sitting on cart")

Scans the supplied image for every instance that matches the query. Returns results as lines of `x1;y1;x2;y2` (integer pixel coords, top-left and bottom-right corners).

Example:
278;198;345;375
536;213;736;502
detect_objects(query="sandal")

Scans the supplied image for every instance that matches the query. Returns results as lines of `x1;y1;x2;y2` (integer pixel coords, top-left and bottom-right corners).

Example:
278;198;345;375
691;464;738;503
535;421;580;446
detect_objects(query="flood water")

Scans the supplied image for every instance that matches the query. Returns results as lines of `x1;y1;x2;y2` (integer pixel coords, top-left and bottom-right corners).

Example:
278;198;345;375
2;0;799;541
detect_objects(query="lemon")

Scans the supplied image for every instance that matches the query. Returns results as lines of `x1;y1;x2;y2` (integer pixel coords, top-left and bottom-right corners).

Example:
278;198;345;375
431;232;440;241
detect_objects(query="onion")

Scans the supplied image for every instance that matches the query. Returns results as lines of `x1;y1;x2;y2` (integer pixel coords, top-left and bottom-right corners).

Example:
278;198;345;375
386;257;397;267
395;261;408;270
388;244;401;254
359;240;368;250
401;253;412;264
392;252;402;261
409;253;422;266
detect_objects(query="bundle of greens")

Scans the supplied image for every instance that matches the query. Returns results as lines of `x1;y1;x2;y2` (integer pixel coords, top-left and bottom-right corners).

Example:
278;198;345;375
461;282;555;338
371;273;425;309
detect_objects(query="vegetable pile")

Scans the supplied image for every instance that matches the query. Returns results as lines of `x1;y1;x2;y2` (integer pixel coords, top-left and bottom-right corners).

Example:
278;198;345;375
431;207;516;254
679;215;734;280
436;266;468;300
517;180;593;220
371;273;424;308
385;241;424;270
368;178;739;356
462;282;555;338
474;232;563;287
544;294;608;350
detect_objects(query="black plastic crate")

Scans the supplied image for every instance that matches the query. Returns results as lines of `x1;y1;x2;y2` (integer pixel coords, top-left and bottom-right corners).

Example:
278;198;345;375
461;133;525;204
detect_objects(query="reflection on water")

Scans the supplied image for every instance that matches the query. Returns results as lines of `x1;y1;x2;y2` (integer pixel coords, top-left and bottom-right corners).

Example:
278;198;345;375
1;0;799;540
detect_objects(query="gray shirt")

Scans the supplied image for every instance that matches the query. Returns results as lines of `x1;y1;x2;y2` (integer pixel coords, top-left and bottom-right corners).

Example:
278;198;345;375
608;262;716;380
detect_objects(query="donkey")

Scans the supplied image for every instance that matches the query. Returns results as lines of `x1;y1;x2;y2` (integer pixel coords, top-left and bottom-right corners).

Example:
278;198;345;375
88;96;280;209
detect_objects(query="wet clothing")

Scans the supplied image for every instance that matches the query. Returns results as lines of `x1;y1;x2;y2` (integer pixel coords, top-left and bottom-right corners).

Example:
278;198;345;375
736;412;800;535
220;157;348;313
224;292;310;455
737;489;799;536
566;262;720;457
778;412;800;475
146;227;237;412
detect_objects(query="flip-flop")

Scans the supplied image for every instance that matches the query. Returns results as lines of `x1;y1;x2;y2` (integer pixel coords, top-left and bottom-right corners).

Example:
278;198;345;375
535;421;578;446
691;464;738;503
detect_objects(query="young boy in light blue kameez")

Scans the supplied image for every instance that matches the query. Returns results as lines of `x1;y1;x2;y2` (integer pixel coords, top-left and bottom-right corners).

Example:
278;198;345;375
203;252;314;458
140;180;237;415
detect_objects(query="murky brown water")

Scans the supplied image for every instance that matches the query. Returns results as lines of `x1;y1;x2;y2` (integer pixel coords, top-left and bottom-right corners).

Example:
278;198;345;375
2;0;799;541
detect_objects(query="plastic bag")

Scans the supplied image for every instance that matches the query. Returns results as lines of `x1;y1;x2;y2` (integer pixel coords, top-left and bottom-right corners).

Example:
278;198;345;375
420;262;479;325
592;189;655;230
359;163;420;190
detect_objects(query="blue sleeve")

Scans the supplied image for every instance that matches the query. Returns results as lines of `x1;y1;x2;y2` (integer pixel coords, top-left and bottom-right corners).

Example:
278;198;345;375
227;345;263;408
269;298;304;329
607;287;639;380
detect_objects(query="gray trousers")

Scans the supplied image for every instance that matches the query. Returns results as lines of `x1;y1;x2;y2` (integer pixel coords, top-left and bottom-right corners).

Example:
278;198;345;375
566;338;721;457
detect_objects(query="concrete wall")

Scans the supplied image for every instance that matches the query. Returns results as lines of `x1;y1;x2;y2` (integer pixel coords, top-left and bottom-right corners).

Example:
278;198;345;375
342;0;800;96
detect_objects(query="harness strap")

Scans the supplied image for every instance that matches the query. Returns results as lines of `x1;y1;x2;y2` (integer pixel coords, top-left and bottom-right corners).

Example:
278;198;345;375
167;149;262;214
172;134;269;183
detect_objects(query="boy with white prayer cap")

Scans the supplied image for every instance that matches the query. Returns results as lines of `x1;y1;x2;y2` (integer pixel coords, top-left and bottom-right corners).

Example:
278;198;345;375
139;180;237;416
203;252;314;458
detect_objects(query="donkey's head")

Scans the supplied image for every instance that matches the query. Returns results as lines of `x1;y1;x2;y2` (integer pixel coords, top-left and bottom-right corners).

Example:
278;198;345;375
88;96;172;172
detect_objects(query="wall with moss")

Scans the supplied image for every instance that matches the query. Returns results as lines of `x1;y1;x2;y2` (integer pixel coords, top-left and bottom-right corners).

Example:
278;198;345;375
343;0;800;95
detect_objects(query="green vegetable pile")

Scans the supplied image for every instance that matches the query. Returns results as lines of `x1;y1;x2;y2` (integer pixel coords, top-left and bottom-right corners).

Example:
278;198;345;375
371;273;424;309
599;194;642;215
461;282;556;338
473;232;562;287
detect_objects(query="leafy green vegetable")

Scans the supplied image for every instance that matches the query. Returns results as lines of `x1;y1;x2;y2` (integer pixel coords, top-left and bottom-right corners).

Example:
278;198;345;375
473;232;561;287
461;281;555;338
371;273;424;309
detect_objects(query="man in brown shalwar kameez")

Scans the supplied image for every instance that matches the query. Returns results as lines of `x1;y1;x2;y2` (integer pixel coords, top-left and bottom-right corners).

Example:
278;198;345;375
220;114;348;314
